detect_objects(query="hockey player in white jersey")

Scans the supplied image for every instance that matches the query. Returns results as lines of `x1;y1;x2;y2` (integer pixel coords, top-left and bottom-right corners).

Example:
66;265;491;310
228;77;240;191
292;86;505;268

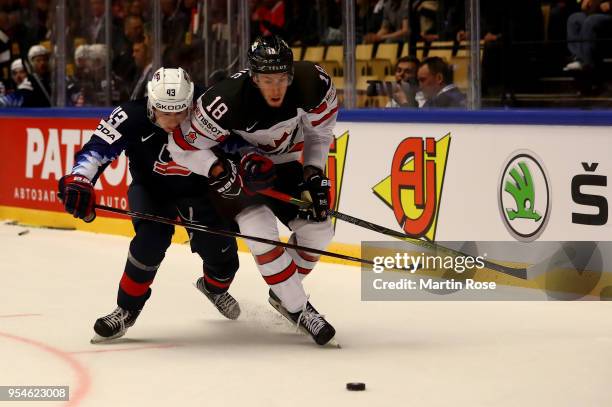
169;36;338;345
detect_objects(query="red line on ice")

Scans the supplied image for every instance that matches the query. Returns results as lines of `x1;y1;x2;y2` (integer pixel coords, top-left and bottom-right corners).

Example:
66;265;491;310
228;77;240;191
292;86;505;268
70;343;178;354
0;331;91;407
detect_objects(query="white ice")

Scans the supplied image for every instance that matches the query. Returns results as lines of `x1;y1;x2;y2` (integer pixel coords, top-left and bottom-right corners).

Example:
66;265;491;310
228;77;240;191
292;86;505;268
1;223;612;407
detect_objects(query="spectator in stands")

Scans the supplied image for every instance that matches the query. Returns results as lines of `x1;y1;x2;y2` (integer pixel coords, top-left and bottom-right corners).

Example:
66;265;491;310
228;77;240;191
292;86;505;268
563;0;612;71
364;0;410;44
452;0;543;98
68;44;128;106
548;0;581;61
251;0;285;38
28;44;49;78
113;15;145;85
127;0;146;19
112;0;126;20
413;0;439;40
87;0;123;44
161;0;188;48
29;0;50;44
10;58;28;88
356;0;384;44
0;58;37;107
417;56;465;108
88;0;106;42
68;44;99;106
319;0;343;44
387;56;421;107
285;0;320;46
129;41;152;100
26;44;51;106
0;12;12;81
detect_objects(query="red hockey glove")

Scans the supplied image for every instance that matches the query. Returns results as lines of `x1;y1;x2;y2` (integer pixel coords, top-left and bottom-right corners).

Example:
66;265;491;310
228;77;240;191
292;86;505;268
58;174;96;222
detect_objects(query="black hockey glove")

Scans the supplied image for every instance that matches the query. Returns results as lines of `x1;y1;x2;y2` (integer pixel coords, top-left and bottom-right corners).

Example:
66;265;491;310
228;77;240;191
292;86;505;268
299;166;331;222
208;157;242;200
239;152;276;195
58;174;96;222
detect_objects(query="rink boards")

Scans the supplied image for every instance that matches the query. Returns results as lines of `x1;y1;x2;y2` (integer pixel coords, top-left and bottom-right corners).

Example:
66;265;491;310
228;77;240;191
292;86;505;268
0;108;611;263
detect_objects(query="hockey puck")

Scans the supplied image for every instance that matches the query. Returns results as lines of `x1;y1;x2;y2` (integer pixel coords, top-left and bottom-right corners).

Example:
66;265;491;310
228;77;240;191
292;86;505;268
346;382;366;391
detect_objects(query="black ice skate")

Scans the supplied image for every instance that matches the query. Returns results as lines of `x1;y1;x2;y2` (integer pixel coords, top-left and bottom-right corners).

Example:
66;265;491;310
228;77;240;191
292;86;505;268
268;289;336;346
195;277;241;320
91;306;141;344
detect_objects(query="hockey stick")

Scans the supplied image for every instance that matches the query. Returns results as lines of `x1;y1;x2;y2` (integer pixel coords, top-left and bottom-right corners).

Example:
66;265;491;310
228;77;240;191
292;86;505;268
258;189;528;280
94;204;373;266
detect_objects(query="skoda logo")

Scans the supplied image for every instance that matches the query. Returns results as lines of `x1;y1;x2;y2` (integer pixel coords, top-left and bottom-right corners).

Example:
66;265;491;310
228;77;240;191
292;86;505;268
498;150;551;242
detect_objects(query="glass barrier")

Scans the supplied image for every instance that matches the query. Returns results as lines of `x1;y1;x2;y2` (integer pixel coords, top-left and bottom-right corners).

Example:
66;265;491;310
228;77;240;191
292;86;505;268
3;0;610;109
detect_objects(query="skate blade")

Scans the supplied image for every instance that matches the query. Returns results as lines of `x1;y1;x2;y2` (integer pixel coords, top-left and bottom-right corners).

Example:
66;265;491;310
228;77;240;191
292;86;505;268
268;296;294;324
269;297;341;348
90;331;126;344
327;337;341;349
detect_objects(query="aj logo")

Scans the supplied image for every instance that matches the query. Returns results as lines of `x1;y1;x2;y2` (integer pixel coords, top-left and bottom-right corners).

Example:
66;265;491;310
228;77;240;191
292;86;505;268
373;134;450;241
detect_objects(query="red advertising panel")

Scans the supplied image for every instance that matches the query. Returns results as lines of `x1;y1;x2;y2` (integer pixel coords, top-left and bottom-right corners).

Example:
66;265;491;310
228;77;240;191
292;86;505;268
0;117;129;218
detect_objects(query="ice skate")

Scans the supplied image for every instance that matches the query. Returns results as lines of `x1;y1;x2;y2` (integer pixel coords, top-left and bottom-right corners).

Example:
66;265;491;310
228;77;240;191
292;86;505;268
91;306;141;344
269;289;337;346
195;277;241;320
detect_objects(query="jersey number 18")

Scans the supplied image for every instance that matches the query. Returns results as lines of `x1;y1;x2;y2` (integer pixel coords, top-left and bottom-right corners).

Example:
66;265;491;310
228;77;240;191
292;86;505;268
205;96;229;120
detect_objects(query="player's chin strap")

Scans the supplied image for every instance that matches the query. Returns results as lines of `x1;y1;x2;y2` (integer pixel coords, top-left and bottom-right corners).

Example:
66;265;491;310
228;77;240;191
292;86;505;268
94;204;373;266
257;189;528;280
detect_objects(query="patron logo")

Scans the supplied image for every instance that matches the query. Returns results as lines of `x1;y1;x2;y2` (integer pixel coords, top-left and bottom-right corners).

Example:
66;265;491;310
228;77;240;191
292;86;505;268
372;134;450;241
326;131;349;229
498;150;550;241
572;162;608;226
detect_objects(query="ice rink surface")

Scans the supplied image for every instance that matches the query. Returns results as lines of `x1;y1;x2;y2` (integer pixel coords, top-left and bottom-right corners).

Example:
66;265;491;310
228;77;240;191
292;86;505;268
1;222;612;407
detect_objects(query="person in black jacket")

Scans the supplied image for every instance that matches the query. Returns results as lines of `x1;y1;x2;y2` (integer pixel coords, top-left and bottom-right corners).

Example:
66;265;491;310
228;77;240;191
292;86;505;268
417;56;466;108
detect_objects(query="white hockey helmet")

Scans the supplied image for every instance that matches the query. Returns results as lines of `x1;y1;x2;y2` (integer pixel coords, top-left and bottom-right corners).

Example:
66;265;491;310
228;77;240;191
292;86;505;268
146;67;194;120
28;44;50;64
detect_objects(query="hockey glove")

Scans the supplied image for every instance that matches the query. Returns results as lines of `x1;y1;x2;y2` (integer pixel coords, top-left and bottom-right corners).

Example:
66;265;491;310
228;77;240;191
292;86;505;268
299;166;331;222
58;174;96;222
239;152;276;195
208;157;242;200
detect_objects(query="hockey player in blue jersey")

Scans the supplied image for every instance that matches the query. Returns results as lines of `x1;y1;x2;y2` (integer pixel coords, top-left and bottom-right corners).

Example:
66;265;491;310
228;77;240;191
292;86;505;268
58;67;241;343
